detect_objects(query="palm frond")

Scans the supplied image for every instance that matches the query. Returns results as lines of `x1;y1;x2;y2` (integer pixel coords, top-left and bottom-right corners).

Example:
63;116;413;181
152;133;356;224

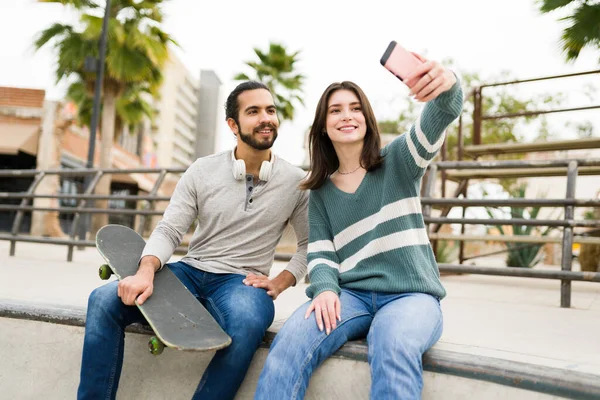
559;4;600;61
34;23;73;49
39;0;99;9
234;42;305;121
537;0;576;13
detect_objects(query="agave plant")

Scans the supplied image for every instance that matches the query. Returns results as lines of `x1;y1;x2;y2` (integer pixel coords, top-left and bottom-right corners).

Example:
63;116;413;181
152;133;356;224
486;184;556;268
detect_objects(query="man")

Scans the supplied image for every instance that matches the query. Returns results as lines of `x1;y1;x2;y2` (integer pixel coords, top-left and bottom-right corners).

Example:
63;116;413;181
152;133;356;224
77;81;309;400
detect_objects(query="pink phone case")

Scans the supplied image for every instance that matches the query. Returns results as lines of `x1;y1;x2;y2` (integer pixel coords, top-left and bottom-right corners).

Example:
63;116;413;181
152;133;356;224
380;41;423;82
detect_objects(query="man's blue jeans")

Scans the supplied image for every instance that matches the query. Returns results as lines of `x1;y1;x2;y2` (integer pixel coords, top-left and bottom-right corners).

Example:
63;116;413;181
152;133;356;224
77;261;275;400
254;289;442;400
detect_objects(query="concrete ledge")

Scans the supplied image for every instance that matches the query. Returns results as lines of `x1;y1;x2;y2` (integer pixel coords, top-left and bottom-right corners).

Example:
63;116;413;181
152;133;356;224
2;300;600;399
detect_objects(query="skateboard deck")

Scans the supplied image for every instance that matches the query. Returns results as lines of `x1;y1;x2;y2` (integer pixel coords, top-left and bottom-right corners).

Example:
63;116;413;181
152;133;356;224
96;224;231;354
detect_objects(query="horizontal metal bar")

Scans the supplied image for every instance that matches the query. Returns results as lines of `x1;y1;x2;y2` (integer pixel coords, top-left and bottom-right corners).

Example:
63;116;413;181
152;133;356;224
422;198;600;207
0;234;95;247
438;264;600;282
429;233;600;245
0;167;186;178
425;217;600;228
482;105;600;120
0;205;163;216
432;159;600;170
463;138;600;156
0;193;171;201
479;69;600;88
274;253;293;262
444;166;600;180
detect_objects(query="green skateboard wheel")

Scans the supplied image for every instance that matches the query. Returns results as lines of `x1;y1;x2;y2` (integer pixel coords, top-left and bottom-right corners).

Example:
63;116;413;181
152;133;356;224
98;264;112;280
148;336;164;355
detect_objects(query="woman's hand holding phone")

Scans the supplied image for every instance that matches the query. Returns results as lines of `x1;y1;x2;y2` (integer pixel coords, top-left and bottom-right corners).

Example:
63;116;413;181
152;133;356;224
404;54;457;102
380;40;456;102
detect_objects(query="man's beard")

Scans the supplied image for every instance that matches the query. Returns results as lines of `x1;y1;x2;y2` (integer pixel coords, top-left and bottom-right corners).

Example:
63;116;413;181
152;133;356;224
238;123;278;150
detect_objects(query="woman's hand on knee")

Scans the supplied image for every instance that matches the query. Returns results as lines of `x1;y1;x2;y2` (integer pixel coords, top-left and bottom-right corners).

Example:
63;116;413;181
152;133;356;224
305;291;341;335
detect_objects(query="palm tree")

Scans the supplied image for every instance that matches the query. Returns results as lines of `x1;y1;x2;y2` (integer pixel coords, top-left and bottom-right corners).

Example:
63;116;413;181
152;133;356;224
34;0;174;232
67;78;154;138
234;42;306;121
537;0;600;62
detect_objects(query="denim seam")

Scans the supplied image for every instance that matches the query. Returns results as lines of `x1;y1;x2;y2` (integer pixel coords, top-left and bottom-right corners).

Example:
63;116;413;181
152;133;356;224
290;311;371;399
105;326;122;400
205;296;226;329
423;312;443;353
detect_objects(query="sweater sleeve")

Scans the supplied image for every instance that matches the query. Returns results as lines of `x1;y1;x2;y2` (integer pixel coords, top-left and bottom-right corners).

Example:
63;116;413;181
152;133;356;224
386;77;464;180
283;187;309;285
305;192;341;299
141;162;199;268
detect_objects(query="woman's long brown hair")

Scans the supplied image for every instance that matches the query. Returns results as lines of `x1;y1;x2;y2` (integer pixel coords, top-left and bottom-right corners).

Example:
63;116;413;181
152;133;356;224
300;81;384;190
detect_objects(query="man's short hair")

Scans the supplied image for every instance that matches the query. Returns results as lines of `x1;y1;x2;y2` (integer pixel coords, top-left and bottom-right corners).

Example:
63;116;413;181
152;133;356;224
225;81;271;123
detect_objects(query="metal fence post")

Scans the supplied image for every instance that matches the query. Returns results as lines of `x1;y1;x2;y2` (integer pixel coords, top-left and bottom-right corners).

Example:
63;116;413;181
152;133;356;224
10;172;46;256
560;161;578;308
68;170;103;261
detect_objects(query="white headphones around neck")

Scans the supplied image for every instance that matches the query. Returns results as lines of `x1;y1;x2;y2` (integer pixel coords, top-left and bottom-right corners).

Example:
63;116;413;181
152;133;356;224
231;148;274;181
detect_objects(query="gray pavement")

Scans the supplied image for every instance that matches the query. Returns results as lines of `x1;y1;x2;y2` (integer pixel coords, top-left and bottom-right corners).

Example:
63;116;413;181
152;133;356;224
1;239;599;376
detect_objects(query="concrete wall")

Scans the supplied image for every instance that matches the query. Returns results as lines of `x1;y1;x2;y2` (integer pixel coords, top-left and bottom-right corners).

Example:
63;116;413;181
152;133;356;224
1;317;567;400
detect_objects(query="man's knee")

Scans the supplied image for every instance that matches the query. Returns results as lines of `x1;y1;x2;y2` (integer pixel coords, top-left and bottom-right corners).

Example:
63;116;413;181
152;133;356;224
87;282;120;315
229;311;272;344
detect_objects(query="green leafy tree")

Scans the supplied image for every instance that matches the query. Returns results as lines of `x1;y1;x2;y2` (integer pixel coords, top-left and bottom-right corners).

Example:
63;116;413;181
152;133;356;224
66;78;154;137
234;42;305;121
537;0;600;62
34;0;175;232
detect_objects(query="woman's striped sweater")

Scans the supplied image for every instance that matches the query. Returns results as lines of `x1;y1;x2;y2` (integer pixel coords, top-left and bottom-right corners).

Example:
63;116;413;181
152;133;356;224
306;81;463;299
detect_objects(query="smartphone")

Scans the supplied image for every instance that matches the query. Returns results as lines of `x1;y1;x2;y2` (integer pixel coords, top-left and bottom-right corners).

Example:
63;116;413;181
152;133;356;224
380;41;423;83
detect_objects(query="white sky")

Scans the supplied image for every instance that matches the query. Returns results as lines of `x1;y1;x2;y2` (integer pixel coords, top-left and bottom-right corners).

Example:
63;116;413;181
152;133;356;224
1;0;598;165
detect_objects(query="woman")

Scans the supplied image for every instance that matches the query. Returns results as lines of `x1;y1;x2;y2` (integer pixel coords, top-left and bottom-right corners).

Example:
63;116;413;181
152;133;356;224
255;56;463;399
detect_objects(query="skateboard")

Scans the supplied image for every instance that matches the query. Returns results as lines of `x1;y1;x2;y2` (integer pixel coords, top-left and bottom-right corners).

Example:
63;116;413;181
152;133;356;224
96;224;232;355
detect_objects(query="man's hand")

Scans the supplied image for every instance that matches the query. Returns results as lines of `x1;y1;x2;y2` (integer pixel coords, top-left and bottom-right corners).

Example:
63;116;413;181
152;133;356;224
305;291;341;335
243;270;295;300
118;261;156;306
404;54;457;103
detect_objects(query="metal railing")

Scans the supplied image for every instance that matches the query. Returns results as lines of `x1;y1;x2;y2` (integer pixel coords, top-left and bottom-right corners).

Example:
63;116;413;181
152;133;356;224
471;69;600;147
1;160;600;308
0;167;186;261
421;159;600;308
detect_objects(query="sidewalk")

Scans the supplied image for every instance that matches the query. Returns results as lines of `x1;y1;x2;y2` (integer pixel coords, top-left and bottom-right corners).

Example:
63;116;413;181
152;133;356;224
1;239;599;377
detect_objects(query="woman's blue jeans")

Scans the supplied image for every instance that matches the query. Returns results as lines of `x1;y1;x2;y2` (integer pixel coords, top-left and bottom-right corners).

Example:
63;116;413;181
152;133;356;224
254;289;443;400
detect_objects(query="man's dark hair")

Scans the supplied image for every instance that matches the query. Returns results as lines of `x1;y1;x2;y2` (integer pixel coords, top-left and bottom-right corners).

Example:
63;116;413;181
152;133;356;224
225;81;271;125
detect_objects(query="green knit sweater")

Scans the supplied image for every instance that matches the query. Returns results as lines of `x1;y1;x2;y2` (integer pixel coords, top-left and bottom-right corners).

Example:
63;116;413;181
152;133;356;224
306;81;463;300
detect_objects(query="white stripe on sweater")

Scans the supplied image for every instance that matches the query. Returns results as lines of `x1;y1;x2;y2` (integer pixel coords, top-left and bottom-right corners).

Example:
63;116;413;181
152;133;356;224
308;258;340;273
339;228;430;273
333;197;422;251
308;240;335;253
407;130;430;168
415;114;446;153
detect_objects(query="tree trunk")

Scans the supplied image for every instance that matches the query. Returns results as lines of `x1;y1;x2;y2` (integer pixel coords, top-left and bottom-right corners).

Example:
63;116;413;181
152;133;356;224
91;88;117;235
31;101;67;237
